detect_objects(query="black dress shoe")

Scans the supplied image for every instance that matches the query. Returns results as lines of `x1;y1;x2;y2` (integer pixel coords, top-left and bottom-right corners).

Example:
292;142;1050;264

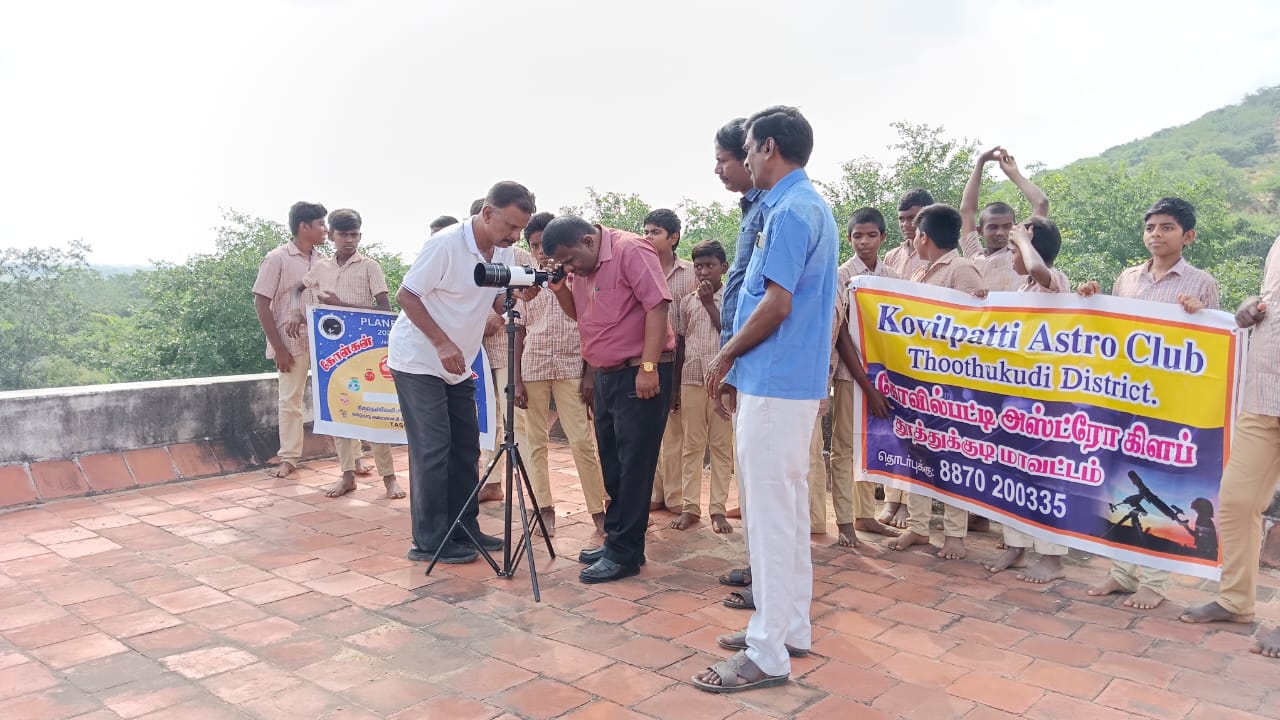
406;546;430;561
454;530;503;551
435;543;479;565
579;557;640;584
578;546;645;565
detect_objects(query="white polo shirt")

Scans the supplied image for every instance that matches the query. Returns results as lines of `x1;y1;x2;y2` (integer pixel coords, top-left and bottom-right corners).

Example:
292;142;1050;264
388;217;512;383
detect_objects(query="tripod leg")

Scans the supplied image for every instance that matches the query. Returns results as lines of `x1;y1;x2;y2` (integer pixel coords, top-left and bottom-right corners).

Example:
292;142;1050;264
506;446;542;601
514;448;556;558
424;449;504;577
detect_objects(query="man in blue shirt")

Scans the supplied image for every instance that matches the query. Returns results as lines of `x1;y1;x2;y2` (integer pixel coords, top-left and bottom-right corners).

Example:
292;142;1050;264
694;106;838;693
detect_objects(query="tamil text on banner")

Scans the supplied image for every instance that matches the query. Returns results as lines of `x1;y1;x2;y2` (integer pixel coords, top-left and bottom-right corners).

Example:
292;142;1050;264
850;276;1245;580
306;305;496;450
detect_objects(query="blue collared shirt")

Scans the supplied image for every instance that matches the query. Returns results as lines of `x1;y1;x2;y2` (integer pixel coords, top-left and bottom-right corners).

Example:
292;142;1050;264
728;169;838;400
720;188;766;346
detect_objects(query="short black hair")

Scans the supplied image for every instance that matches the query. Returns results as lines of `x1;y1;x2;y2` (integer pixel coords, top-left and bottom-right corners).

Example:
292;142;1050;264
643;208;681;239
690;240;727;264
1026;216;1062;266
745;106;814;166
484;182;537;215
848;207;886;234
429;215;458;233
980;201;1015;220
525;211;555;240
288;201;328;236
898;189;934;212
328;208;361;232
715;118;748;162
469;198;485;216
540;215;596;257
916;204;963;250
1143;197;1196;232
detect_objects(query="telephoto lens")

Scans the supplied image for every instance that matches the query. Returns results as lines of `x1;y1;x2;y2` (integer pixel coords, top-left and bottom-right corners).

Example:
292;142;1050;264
474;263;546;288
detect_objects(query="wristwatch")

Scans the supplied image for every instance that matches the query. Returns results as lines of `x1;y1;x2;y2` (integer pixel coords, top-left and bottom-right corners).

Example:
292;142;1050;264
639;361;657;373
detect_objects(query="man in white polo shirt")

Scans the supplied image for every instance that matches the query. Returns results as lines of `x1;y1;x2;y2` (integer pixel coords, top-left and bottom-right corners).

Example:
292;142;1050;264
390;181;536;565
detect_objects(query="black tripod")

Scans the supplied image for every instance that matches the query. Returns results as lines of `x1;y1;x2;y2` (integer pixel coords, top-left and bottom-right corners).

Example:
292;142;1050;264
425;287;556;600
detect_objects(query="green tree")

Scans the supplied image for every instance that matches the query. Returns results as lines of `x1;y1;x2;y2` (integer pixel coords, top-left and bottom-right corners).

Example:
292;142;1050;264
0;240;98;390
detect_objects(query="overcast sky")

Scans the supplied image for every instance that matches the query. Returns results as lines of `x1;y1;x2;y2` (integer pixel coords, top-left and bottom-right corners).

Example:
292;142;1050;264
3;0;1278;266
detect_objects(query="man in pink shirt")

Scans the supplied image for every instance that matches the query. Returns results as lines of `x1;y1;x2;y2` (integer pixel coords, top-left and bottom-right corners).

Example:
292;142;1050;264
543;215;676;583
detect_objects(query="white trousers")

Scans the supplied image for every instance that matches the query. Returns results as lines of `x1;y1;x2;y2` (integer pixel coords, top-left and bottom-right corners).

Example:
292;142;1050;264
736;392;817;677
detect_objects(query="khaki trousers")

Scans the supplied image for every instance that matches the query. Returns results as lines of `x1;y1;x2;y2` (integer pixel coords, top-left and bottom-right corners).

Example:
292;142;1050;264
335;438;395;476
1109;561;1170;595
1003;528;1067;556
276;351;311;462
514;379;608;514
1216;411;1280;615
678;385;734;517
830;379;877;522
480;366;508;484
908;492;968;538
652;402;684;509
807;415;828;532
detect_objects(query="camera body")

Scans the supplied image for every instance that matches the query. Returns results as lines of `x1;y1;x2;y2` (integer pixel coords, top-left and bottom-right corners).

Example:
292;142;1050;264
474;263;566;288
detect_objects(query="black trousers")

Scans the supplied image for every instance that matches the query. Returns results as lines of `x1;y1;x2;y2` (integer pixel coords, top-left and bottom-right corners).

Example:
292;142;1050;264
594;363;673;566
392;370;480;554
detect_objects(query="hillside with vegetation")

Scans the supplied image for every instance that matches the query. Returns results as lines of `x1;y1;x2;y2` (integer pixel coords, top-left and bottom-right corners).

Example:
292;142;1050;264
3;87;1277;391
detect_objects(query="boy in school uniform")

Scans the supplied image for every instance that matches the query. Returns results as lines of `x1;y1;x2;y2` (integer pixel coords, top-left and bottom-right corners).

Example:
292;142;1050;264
644;209;697;513
983;216;1071;582
828;208;902;547
885;203;985;560
292;208;404;500
670;241;735;533
513;212;608;537
958;147;1051;292
1079;197;1219;611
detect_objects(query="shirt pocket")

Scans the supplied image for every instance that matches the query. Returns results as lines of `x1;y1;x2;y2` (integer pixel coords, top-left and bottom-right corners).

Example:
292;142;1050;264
583;288;630;329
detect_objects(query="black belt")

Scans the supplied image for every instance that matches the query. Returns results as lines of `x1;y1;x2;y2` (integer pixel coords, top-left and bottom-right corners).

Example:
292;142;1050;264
597;352;674;374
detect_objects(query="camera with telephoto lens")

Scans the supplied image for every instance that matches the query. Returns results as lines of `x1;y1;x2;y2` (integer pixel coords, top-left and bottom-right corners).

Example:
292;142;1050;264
473;262;566;288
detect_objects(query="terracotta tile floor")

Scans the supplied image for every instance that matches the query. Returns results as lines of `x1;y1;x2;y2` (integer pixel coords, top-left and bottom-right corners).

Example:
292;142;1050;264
1;443;1278;719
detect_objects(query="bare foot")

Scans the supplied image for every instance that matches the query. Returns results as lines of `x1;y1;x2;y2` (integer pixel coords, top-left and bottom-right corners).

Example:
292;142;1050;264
267;460;296;478
325;472;358;498
1180;601;1254;624
836;522;859;548
650;501;664;512
938;536;967;560
477;483;503;503
1251;626;1280;658
591;512;606;535
711;514;733;533
670;512;699;530
886;530;930;552
1087;576;1127;597
534;507;556;537
1018;555;1066;584
889;503;910;529
1124;587;1165;610
876;501;900;526
995;539;1007;550
854;517;900;537
726;506;741;519
382;475;405;499
984;547;1026;573
353;460;374;476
